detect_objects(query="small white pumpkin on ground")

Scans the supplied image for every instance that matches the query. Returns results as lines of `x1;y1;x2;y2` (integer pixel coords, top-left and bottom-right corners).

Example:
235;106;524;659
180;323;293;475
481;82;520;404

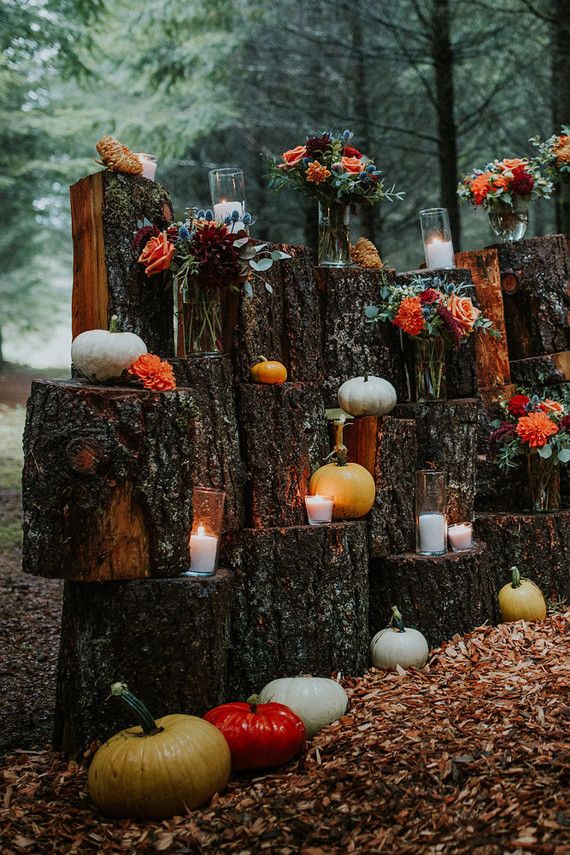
370;606;429;670
72;316;147;382
257;675;348;738
338;374;397;418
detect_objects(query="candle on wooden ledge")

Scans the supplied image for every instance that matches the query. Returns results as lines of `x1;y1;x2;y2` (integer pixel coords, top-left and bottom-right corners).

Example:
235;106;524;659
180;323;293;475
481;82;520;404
213;200;245;231
419;207;455;270
424;237;455;270
418;513;447;555
415;470;447;556
183;486;225;578
209;167;247;232
189;525;218;576
134;153;158;181
305;494;334;526
448;522;473;552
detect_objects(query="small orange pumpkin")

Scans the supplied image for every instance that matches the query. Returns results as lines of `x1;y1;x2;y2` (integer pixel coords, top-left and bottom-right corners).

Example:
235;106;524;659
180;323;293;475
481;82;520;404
250;356;287;385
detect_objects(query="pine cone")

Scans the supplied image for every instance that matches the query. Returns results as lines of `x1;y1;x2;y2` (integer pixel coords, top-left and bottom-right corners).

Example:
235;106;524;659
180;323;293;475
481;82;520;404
96;136;143;175
350;237;383;270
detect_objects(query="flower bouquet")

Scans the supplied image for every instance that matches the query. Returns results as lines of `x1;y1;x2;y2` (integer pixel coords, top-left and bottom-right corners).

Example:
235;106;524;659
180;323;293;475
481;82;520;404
458;157;552;241
365;275;498;401
266;130;403;267
490;392;570;511
531;127;570;180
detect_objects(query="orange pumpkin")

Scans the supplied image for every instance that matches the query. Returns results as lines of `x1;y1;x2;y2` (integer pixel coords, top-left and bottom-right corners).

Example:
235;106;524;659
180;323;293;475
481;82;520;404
309;420;375;519
250;356;287;385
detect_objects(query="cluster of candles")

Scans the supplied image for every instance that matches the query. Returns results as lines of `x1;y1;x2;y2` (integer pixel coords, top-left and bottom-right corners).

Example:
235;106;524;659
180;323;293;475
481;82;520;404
416;470;473;556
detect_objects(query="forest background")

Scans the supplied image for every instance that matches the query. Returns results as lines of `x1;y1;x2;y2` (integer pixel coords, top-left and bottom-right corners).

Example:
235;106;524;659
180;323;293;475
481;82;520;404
1;0;568;368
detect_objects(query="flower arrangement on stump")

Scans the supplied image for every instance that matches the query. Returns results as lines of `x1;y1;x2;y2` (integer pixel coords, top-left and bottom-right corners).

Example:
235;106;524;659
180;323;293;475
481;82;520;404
531;127;570;180
490;393;570;511
458;157;552;241
266;130;403;267
365;275;498;401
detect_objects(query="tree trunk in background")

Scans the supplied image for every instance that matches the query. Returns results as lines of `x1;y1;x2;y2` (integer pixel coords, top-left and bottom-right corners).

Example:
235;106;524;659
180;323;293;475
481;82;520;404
431;0;461;249
0;325;4;367
553;0;570;233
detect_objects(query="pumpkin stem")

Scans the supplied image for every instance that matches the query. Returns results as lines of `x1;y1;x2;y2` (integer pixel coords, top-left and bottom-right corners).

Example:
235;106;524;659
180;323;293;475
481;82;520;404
109;315;120;333
256;355;268;363
390;605;406;632
510;566;521;589
364;371;369;382
110;682;162;735
333;419;348;467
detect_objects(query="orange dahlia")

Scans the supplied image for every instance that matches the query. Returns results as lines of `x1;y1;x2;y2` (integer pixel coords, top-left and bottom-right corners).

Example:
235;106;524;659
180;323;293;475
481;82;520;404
470;172;492;205
516;411;558;448
393;296;425;336
306;161;331;184
129;353;177;391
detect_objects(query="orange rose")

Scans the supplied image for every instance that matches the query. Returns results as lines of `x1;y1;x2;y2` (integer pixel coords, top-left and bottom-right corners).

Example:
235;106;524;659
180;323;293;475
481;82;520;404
540;399;564;416
516;412;558;448
470;172;492;205
138;232;175;277
341;156;365;174
489;174;508;192
447;293;481;333
282;145;307;166
499;158;528;172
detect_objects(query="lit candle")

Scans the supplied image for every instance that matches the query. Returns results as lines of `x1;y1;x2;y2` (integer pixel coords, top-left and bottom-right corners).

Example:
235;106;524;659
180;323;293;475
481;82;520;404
448;522;473;552
425;237;455;270
305;494;334;525
213;200;245;231
418;513;447;555
189;524;218;575
134;153;158;182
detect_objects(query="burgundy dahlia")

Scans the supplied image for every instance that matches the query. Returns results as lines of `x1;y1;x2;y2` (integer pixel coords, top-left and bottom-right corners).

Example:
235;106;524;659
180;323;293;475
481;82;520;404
191;224;241;286
305;133;333;157
560;414;570;432
436;303;463;349
510;166;534;196
489;422;517;449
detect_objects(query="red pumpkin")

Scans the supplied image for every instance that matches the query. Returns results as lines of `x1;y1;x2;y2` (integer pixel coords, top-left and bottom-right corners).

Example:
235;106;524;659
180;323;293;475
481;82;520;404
204;701;306;771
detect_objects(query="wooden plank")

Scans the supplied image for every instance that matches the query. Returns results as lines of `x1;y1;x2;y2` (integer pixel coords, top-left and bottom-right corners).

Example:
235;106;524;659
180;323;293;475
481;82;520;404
71;173;108;338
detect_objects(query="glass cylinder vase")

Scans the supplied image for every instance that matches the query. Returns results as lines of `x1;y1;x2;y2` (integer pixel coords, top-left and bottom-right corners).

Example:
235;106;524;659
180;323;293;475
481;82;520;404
184;487;226;577
415;336;447;401
182;291;223;354
318;201;351;267
419;208;455;269
488;196;529;242
527;452;561;512
416;470;448;556
208;167;246;232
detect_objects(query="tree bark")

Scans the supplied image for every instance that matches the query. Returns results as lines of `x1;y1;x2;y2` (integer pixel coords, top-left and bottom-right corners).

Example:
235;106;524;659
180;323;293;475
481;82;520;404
509;352;570;388
553;0;570;233
22;380;196;580
53;572;234;757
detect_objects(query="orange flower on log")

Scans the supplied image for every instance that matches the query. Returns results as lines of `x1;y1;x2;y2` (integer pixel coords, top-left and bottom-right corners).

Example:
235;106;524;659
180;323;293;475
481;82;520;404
341;156;365;174
306;161;331;184
282;145;307;166
516;412;558;448
470;172;492;205
138;232;175;277
129;354;177;391
540;399;564;416
393;296;425;336
499;158;528;172
447;293;481;333
553;135;570;164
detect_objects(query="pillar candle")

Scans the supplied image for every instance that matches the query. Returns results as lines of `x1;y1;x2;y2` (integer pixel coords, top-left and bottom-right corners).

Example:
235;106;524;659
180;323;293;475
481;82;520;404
189;525;218;575
448;522;473;552
418;512;447;554
425;238;455;270
213;201;245;231
305;494;334;525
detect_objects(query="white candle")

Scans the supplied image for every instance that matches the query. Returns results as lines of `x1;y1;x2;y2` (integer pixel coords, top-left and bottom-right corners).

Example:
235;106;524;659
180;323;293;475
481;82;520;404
448;523;473;552
418;513;447;554
189;525;218;575
425;237;455;270
134;153;158;181
305;494;334;525
213;200;245;231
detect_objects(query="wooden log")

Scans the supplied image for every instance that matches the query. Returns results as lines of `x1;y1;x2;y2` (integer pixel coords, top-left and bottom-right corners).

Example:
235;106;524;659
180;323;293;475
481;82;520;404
493;235;570;359
509;352;570;388
474;511;570;602
22;380;196;580
226;523;369;698
53;572;234;756
71;171;175;356
330;416;378;476
369;542;494;647
238;383;328;528
369;416;417;558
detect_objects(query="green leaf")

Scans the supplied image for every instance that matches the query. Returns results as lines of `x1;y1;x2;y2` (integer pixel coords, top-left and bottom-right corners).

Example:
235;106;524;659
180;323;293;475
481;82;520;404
243;281;253;298
265;282;273;293
270;250;291;260
364;304;379;319
557;448;570;463
233;237;249;248
250;257;274;272
537;444;553;459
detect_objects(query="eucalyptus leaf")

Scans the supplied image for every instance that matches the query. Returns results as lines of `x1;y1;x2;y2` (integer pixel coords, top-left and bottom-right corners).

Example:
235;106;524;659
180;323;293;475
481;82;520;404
250;257;274;272
557;448;570;463
270;250;292;260
537;444;553;459
233;237;249;248
265;281;273;293
243;281;253;298
240;245;260;259
364;304;379;319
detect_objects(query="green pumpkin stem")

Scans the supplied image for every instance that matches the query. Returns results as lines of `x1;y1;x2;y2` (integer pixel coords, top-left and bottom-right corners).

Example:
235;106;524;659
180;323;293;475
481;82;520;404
364;371;369;382
390;605;406;632
333;420;348;467
111;682;161;735
510;566;521;589
109;315;120;333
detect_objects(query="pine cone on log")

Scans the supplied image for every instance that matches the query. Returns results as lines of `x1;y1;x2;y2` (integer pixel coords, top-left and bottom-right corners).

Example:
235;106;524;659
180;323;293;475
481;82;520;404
351;237;383;269
96;135;143;175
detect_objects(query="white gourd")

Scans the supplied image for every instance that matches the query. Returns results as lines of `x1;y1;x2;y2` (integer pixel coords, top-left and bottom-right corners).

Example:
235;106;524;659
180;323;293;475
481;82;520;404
72;316;147;382
257;676;348;737
338;374;397;417
370;606;429;670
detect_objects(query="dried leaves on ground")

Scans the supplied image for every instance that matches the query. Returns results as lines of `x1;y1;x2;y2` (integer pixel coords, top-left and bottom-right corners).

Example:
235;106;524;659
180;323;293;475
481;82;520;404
1;615;569;855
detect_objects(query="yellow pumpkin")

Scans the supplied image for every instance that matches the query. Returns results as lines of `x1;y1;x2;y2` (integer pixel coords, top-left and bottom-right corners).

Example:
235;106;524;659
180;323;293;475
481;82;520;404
250;356;287;385
498;566;547;623
309;419;375;519
88;683;230;820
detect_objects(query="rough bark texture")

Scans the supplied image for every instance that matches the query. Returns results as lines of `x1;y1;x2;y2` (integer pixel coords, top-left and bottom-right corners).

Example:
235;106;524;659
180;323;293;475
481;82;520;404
495;235;570;359
369;416;417;558
22;380;196;580
169;355;245;532
53;572;234;756
509;352;570;388
227;523;369;698
474;511;570;602
71;171;175;356
238;383;328;528
369;542;493;647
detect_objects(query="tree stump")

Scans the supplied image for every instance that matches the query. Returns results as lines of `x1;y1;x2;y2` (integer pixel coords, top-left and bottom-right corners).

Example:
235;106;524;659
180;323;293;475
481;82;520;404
474;511;570;602
71;171;175;355
238;383;328;528
53;572;234;756
226;523;369;698
369;542;493;646
509;352;570;388
22;380;196;580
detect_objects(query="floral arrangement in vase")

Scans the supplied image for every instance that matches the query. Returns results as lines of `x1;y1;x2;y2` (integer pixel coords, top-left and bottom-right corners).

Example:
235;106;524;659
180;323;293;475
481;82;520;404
531;127;570;179
365;274;498;401
266;130;403;267
133;210;289;354
490;392;570;511
457;157;552;241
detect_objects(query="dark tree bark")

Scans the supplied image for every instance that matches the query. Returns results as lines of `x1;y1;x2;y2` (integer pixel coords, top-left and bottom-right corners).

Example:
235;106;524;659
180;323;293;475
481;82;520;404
227;522;369;698
552;0;570;233
509;352;570;387
53;572;234;757
22;380;196;580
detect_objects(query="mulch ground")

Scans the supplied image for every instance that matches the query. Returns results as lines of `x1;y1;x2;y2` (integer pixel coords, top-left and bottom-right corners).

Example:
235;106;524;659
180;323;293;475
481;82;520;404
1;615;569;854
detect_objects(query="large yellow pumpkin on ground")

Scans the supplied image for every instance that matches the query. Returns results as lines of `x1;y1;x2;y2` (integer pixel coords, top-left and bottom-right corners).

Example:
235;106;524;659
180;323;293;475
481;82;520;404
309;419;375;519
498;566;547;623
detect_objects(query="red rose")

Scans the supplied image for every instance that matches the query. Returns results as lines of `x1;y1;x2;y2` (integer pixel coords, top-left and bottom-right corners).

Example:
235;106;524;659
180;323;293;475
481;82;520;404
343;145;363;159
420;288;442;304
507;394;530;418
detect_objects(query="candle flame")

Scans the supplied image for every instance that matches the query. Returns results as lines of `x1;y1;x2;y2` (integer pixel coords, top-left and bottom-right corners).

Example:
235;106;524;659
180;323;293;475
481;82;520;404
197;525;205;536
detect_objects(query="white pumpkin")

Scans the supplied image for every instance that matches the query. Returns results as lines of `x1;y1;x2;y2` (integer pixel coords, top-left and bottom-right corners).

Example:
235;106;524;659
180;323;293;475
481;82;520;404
257;676;348;738
72;316;147;381
338;374;397;417
370;607;429;670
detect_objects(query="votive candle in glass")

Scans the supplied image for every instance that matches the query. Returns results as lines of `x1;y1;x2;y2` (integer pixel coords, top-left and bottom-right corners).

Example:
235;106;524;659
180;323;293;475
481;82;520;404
209;167;246;232
135;153;158;181
419;208;455;270
416;470;447;556
305;494;334;525
184;487;225;577
448;522;473;552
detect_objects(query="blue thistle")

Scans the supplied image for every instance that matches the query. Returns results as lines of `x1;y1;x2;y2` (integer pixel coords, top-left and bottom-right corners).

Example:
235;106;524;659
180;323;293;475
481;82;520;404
205;209;214;221
366;163;375;173
231;209;241;222
342;129;353;140
178;225;190;240
196;209;205;219
242;212;253;225
224;215;232;226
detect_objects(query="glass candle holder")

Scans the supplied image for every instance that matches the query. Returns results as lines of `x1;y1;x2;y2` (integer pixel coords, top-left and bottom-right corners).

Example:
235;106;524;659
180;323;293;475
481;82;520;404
419;208;455;270
416;470;447;556
134;153;158;181
305;494;334;525
209;167;246;231
447;522;473;552
184;487;225;577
